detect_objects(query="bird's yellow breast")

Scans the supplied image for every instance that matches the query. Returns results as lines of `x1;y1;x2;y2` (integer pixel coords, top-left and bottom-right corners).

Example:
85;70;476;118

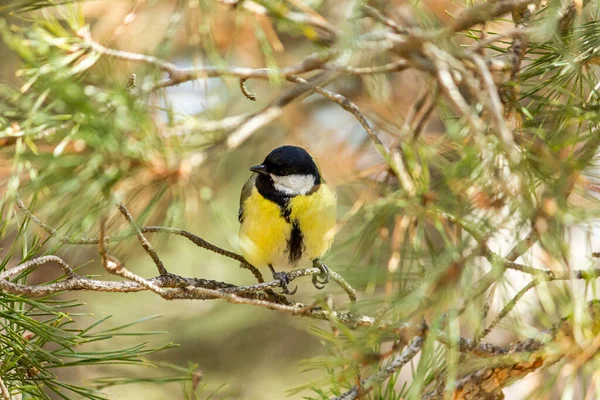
239;185;336;269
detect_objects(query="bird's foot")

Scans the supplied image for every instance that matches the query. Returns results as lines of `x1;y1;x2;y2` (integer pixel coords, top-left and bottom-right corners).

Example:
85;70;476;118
312;259;330;290
269;265;298;295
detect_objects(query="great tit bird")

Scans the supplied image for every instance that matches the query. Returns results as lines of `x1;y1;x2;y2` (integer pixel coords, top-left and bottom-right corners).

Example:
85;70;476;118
238;146;336;294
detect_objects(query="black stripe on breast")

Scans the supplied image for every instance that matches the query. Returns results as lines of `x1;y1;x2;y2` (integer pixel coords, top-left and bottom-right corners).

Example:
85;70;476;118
287;220;304;266
281;206;291;223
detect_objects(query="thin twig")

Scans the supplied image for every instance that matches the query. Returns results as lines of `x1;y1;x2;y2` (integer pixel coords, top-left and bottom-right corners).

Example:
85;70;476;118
504;231;538;262
285;75;416;195
480;282;497;324
447;0;537;34
481;244;600;281
16;197;265;282
0;251;580;373
325;59;408;75
362;5;406;34
472;27;527;51
333;335;424;400
0;255;75;280
475;279;538;342
237;0;339;41
116;203;169;276
228;266;357;302
78;27;335;91
99;218;166;297
98;217;110;271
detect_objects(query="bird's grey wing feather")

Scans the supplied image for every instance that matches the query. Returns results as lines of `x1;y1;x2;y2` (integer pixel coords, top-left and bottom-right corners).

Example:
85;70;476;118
238;174;257;223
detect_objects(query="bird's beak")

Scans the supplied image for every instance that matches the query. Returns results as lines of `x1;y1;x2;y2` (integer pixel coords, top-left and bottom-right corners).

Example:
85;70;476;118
250;164;269;176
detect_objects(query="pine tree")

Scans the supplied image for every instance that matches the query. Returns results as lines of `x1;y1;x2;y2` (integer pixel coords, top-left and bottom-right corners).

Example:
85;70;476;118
2;0;600;399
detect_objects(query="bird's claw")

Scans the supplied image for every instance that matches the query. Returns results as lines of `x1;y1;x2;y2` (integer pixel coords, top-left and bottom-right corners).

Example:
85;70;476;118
269;266;297;295
274;272;298;295
312;259;330;290
311;276;325;290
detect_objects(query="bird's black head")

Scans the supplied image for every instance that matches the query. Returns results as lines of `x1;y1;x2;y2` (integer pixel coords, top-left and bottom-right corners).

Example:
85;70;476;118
251;146;320;180
251;146;322;201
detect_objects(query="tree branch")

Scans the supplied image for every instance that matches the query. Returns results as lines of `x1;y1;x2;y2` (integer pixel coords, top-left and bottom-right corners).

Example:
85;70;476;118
1;249;590;400
116;203;168;276
77;27;335;91
421;305;590;400
447;0;537;34
333;334;424;400
14;198;356;301
0;255;75;280
16;196;265;282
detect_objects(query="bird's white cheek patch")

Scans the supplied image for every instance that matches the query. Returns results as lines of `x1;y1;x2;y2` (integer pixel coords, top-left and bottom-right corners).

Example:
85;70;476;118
271;174;315;195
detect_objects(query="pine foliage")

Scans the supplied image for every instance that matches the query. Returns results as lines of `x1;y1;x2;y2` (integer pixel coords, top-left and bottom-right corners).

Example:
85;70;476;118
2;1;600;399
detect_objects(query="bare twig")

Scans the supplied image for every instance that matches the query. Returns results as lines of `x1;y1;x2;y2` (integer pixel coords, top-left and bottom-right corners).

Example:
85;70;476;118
116;203;168;276
0;255;349;307
0;255;75;280
15;200;357;301
325;59;408;75
78;27;335;91
362;5;406;34
285;75;416;195
228;266;357;302
16;197;265;282
447;0;537;34
505;231;538;262
141;226;265;283
1;248;589;398
98;216;110;270
480;282;497;324
16;196;91;243
97;237;311;313
472;27;527;51
237;0;339;41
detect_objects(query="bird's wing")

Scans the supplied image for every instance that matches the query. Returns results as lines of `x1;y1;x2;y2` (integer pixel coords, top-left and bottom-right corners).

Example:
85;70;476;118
238;173;257;223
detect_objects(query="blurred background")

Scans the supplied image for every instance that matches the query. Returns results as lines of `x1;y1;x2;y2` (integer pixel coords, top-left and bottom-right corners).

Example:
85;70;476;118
3;0;600;399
